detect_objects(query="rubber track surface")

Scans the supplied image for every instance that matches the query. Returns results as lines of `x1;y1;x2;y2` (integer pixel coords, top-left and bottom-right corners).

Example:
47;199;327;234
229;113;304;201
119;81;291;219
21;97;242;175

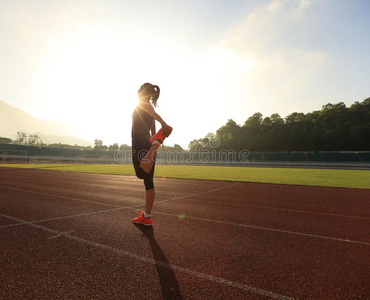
0;167;369;299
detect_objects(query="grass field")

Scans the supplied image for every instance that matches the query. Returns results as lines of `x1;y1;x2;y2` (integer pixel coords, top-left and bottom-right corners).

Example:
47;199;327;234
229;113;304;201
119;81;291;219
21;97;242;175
1;164;369;189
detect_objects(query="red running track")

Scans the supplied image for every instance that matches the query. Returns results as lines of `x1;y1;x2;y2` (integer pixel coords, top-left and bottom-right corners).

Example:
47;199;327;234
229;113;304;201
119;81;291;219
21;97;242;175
0;167;369;299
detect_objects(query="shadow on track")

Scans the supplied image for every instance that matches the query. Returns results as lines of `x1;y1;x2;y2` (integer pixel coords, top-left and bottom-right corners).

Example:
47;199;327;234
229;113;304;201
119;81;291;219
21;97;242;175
134;224;183;300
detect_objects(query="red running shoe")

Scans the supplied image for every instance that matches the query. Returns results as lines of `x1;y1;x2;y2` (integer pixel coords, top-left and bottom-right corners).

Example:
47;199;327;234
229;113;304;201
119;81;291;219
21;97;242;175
150;127;173;144
132;210;153;226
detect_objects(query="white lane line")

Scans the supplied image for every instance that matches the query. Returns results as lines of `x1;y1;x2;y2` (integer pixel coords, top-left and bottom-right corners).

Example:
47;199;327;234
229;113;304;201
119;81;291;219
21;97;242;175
0;182;239;209
0;208;126;229
0;212;296;300
2;182;369;245
0;182;241;226
245;194;370;208
176;199;370;220
2;182;367;221
48;230;75;239
3;203;368;246
0;185;122;208
152;211;370;246
154;182;241;205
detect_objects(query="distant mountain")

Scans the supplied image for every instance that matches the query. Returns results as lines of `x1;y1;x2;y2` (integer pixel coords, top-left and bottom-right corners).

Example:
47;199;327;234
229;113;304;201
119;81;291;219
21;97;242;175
0;99;92;146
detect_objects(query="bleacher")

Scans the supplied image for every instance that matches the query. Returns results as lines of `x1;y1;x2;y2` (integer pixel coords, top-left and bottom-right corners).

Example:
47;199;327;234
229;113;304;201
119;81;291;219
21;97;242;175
245;152;263;162
263;152;307;162
0;143;117;164
0;143;43;156
307;152;361;163
359;152;370;162
1;143;369;165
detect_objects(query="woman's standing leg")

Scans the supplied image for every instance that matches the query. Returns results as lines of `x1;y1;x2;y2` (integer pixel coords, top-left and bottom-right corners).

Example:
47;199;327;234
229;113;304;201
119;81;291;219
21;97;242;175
133;146;156;226
143;156;156;214
145;188;155;214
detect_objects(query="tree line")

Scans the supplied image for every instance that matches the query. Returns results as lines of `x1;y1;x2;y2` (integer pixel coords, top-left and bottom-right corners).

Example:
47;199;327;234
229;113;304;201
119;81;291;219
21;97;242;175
0;134;185;152
2;98;368;152
93;139;184;152
0;132;91;149
189;98;370;152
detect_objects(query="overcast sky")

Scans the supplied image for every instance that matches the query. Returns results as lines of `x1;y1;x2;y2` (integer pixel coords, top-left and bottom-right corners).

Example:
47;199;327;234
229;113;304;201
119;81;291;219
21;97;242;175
1;0;369;148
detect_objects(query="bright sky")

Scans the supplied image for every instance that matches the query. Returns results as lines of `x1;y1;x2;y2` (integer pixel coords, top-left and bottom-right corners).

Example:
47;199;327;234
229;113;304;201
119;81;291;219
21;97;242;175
1;0;369;149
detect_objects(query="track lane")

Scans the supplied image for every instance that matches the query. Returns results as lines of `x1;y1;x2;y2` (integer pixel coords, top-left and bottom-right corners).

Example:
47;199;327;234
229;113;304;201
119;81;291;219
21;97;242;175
1;168;369;299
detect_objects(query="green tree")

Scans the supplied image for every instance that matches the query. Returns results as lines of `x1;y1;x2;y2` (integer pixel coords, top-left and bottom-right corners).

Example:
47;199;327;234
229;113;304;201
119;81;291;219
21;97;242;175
109;143;119;151
0;137;13;144
242;113;263;151
171;144;185;151
191;97;370;152
94;139;107;150
188;133;217;151
16;131;27;144
28;134;40;145
284;112;306;150
216;119;242;150
120;144;131;150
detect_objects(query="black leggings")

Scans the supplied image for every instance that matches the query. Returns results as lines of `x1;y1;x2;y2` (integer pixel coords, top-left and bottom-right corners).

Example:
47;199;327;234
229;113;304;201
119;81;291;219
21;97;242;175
132;146;155;190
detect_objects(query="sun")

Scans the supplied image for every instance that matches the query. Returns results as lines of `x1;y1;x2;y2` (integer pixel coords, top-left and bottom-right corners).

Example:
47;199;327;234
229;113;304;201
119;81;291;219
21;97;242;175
33;29;148;144
29;23;257;148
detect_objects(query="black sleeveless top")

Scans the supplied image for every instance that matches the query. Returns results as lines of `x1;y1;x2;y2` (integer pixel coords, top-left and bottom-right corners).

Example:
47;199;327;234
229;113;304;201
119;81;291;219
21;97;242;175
131;105;154;147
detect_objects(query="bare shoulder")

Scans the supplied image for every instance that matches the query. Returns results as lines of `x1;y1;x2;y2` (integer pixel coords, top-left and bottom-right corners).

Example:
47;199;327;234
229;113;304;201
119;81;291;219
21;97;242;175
138;102;155;114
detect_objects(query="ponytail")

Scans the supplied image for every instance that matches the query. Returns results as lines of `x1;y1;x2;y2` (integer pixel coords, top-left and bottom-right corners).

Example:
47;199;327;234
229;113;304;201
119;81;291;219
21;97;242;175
151;85;160;107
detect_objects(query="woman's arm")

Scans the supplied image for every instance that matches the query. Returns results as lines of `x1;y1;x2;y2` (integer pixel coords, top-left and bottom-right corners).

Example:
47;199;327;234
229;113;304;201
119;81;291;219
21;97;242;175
139;103;172;135
151;121;156;137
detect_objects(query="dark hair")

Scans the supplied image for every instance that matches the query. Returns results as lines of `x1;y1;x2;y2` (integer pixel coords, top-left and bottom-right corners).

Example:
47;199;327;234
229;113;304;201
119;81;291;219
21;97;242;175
138;83;160;107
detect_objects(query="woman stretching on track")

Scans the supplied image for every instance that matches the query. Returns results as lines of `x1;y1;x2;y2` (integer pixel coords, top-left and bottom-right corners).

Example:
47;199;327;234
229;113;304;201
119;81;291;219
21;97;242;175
131;83;172;226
